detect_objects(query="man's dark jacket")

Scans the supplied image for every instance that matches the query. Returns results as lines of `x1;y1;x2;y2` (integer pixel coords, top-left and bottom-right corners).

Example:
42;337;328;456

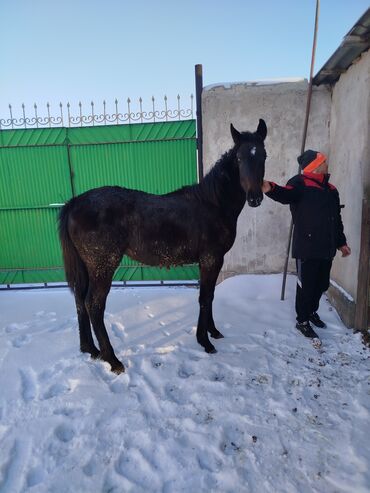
266;172;347;259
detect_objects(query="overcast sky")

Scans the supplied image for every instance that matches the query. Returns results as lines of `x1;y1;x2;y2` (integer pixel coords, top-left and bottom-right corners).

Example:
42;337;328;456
1;0;368;119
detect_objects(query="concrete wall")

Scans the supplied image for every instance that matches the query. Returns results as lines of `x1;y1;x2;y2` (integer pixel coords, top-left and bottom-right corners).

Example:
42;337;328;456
202;80;331;280
327;49;370;302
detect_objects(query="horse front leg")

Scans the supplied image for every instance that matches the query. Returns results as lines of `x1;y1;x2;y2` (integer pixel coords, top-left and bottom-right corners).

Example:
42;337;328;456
196;256;224;353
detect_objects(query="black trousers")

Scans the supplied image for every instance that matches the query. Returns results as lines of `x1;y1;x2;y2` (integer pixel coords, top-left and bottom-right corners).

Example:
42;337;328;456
295;258;332;323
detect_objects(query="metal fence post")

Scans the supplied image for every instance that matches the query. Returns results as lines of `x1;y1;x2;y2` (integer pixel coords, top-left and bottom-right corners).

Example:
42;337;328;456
65;129;76;197
195;64;204;181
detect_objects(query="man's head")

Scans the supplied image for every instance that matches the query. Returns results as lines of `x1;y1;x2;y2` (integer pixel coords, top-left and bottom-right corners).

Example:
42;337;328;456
297;150;328;174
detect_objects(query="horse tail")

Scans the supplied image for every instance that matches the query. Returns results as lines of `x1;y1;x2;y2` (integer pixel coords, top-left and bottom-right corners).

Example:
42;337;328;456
58;199;88;294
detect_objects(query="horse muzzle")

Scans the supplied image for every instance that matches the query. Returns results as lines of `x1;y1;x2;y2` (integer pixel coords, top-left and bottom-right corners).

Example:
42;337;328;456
246;191;263;208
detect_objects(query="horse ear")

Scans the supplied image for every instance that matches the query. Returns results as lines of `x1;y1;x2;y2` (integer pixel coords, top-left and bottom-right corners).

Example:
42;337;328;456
256;119;267;141
230;124;241;145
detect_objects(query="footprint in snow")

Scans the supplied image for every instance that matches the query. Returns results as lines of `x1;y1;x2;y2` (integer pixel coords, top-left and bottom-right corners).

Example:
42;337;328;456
54;424;75;443
109;380;126;394
20;368;38;402
178;363;195;379
151;355;165;368
197;452;222;472
90;360;129;392
111;322;126;340
251;374;269;385
38;360;74;382
5;323;23;334
43;382;71;400
1;440;32;492
165;384;188;404
210;372;225;382
82;457;98;477
11;334;32;348
221;440;242;456
53;406;87;418
26;465;45;488
115;449;159;490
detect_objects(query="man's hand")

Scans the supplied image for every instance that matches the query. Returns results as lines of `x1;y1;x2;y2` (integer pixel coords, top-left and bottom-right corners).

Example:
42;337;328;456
262;180;272;193
339;245;351;257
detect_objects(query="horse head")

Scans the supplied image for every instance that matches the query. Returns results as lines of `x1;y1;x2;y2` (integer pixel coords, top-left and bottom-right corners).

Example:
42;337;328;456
230;120;267;207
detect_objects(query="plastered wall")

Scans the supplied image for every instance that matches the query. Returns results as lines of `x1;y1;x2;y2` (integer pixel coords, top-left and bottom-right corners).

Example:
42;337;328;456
202;80;331;280
328;49;370;301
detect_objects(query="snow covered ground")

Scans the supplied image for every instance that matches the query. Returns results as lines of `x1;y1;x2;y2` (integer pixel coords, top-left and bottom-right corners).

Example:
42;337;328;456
0;274;369;493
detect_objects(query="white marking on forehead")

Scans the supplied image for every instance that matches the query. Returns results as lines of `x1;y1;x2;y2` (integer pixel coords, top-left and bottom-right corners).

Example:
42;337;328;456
251;146;256;155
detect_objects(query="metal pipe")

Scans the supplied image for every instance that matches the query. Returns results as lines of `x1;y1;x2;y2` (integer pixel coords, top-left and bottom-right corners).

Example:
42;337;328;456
0;281;200;291
281;0;320;300
195;64;204;181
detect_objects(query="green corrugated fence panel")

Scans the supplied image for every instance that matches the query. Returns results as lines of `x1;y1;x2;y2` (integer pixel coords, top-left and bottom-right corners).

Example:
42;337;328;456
71;139;197;195
0;127;67;147
113;264;199;282
0;121;195;148
0;208;65;284
67;120;196;145
0;146;72;207
0;120;199;284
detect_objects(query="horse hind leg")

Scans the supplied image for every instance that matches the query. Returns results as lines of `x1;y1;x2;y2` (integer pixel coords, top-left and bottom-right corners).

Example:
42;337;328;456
209;326;224;339
85;268;125;374
74;280;100;360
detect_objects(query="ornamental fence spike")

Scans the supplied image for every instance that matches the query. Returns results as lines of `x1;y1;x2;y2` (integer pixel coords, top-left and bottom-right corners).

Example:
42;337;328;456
1;94;194;128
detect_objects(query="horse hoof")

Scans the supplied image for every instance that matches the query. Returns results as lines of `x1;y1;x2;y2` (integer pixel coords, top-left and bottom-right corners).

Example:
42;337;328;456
205;346;217;354
210;331;224;339
111;362;125;375
81;346;100;359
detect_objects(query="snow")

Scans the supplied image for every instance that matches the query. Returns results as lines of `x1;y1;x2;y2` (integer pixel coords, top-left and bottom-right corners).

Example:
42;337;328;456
0;274;369;493
330;279;354;303
204;78;305;91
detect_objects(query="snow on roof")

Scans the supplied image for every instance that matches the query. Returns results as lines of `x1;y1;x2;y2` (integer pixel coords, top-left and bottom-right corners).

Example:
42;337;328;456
204;77;305;91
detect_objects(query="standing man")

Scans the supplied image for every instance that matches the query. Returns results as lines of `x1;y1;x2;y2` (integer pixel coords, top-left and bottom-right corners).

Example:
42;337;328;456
262;150;351;346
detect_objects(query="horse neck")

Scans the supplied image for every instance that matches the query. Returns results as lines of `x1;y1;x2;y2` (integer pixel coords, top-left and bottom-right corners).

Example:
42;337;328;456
197;149;246;217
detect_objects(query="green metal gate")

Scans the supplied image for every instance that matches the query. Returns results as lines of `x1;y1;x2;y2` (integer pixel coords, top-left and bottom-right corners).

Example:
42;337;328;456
0;120;199;285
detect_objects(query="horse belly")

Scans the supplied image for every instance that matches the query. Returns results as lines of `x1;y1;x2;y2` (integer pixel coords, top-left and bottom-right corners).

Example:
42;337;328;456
126;239;197;268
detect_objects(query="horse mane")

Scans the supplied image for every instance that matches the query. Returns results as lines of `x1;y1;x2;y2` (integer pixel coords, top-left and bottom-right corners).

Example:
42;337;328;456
171;147;237;206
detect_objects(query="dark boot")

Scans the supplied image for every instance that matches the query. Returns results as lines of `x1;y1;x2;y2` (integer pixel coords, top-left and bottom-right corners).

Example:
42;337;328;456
309;312;326;328
296;321;321;348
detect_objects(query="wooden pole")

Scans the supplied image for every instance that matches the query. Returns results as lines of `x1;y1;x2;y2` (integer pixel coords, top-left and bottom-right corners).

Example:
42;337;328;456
354;197;370;331
281;0;320;300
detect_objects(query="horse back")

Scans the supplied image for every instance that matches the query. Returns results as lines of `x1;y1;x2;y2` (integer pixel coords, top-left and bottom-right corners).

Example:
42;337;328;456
65;185;237;268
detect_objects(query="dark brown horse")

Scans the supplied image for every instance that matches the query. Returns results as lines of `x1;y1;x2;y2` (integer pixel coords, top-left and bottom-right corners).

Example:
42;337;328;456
59;120;267;373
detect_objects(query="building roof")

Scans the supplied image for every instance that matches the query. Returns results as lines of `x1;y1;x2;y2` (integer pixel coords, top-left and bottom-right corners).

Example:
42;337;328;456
313;8;370;86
